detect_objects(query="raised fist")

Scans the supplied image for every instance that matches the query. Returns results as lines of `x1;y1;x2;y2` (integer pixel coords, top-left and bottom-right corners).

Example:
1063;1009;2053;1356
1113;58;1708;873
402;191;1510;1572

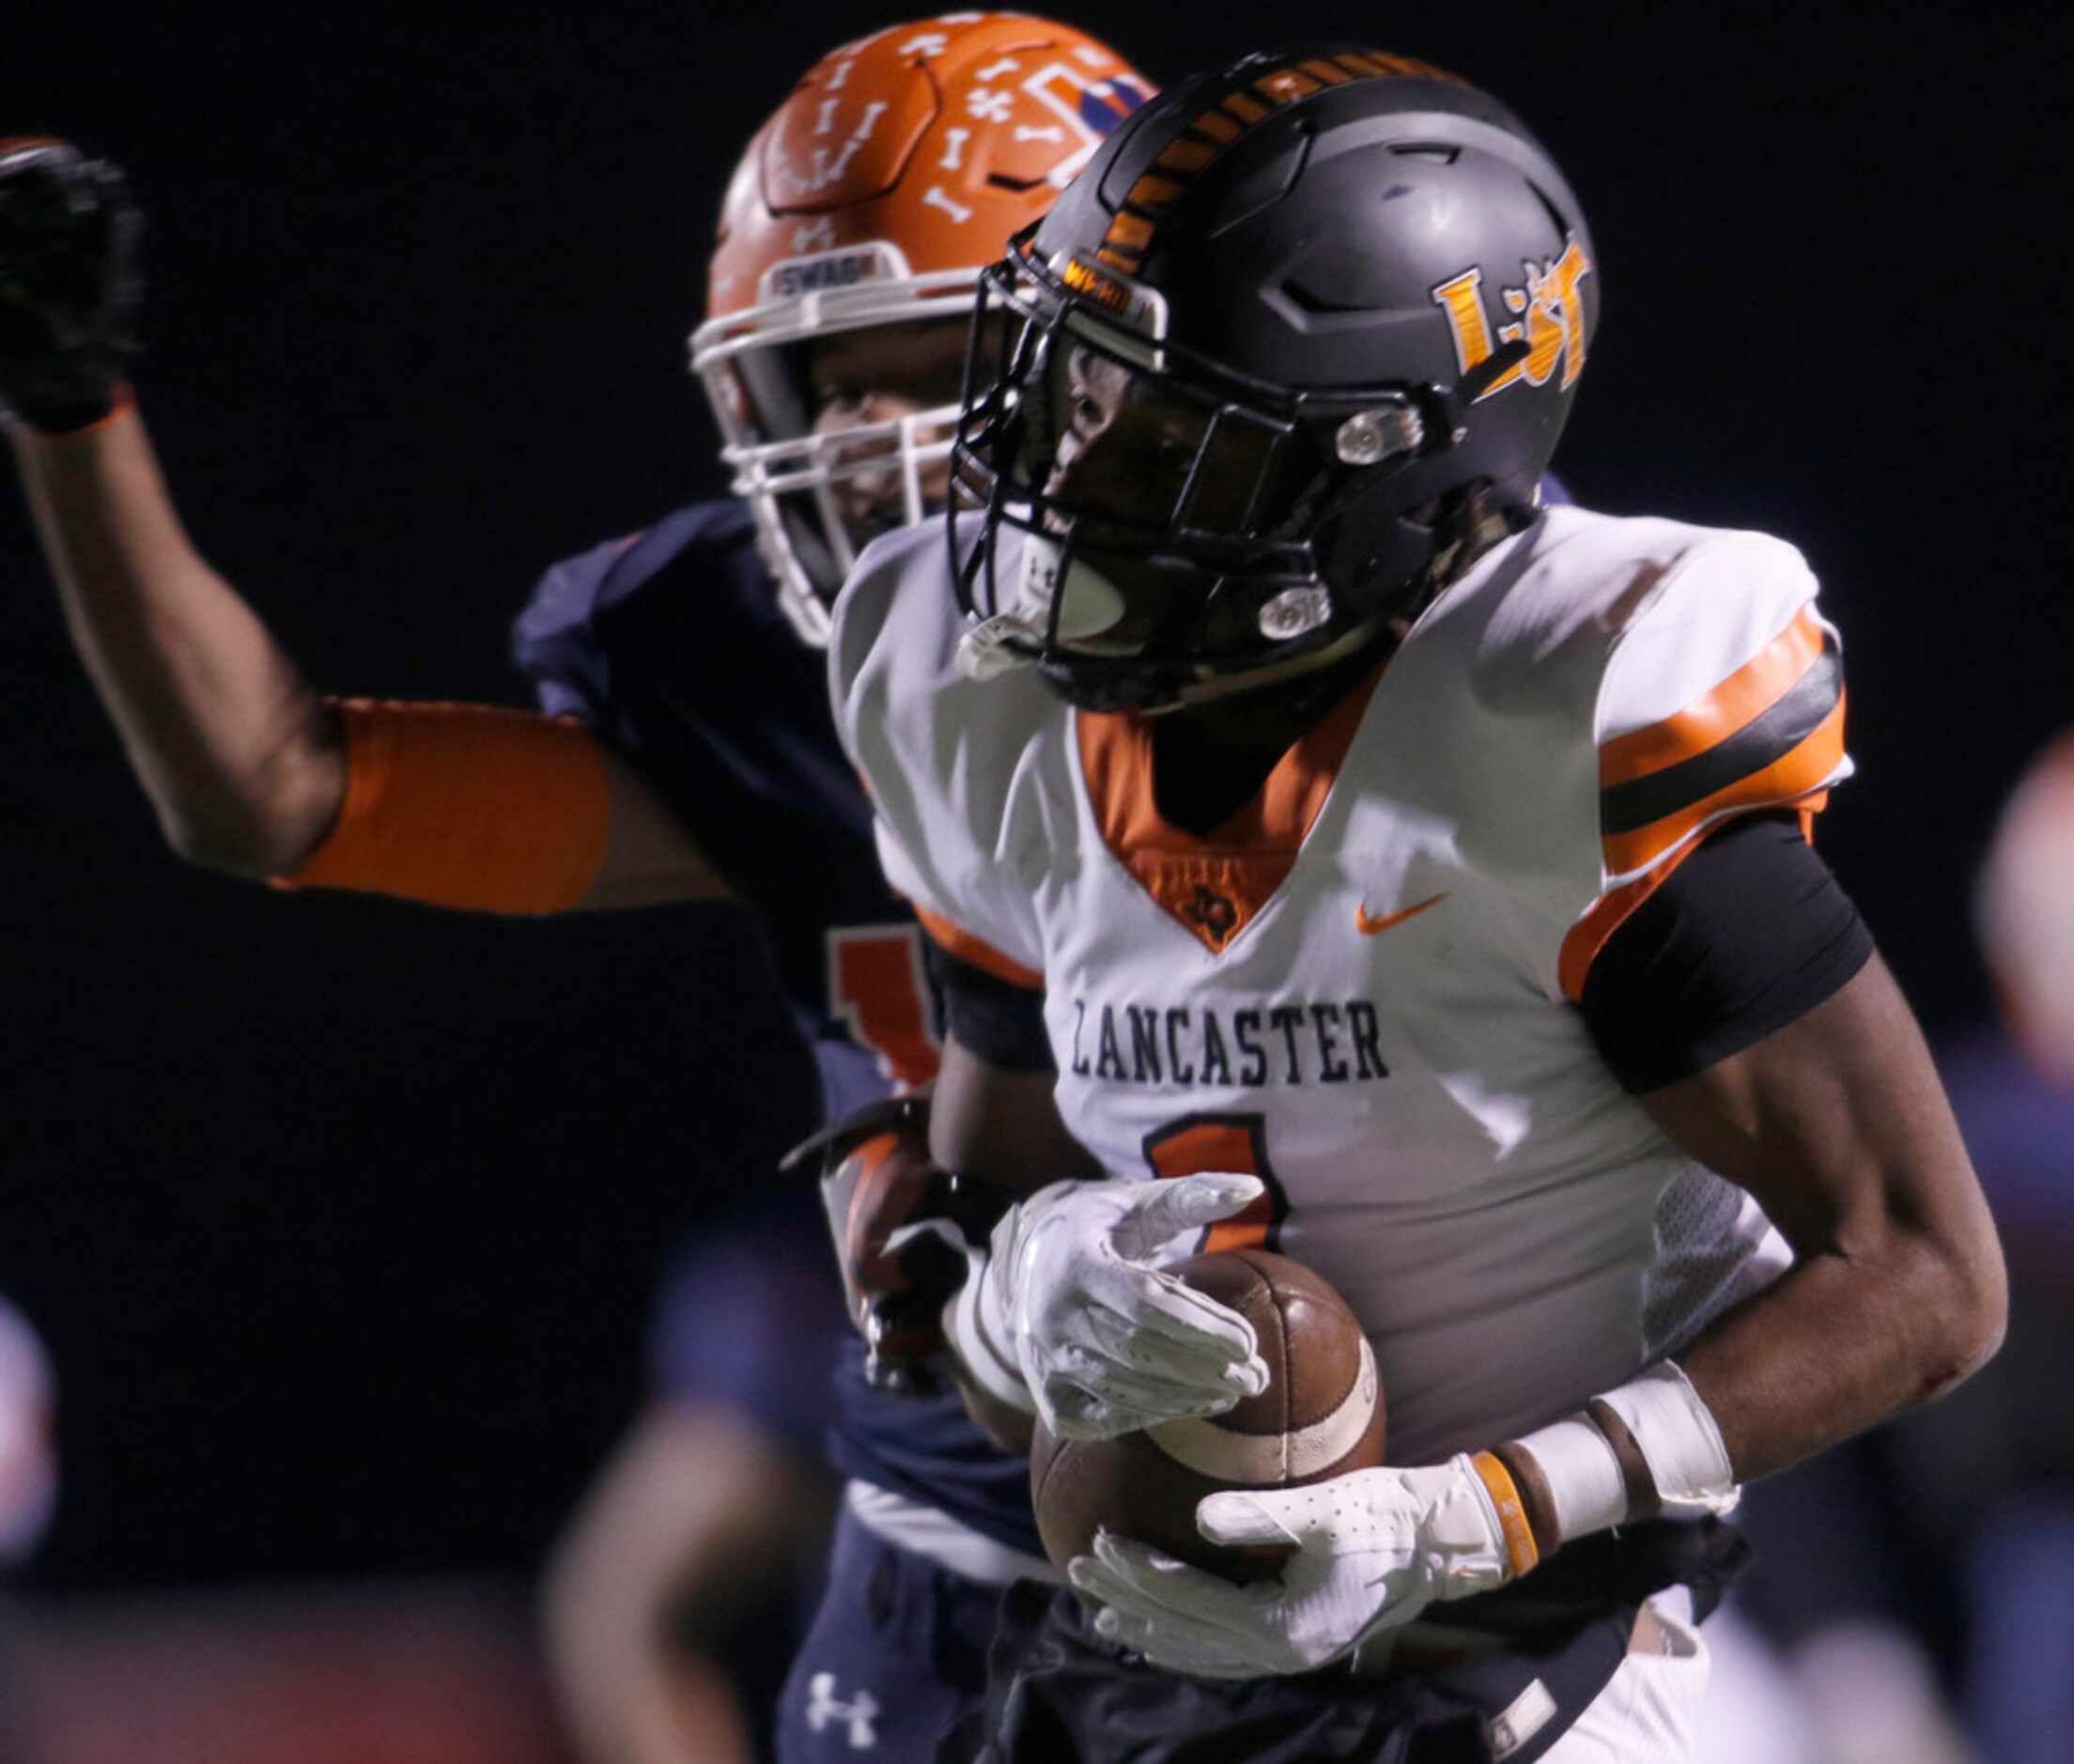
0;138;142;432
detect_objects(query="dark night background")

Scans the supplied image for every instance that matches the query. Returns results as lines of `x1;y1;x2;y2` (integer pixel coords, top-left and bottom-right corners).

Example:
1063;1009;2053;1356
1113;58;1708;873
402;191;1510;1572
2;1;2068;1596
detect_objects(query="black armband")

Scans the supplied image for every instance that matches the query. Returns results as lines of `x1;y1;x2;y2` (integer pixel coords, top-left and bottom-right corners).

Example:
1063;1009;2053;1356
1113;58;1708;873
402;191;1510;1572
923;937;1055;1073
1581;812;1875;1093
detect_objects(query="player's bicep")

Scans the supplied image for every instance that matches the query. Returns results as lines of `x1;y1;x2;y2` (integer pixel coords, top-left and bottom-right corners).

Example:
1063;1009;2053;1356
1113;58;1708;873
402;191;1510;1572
576;743;731;909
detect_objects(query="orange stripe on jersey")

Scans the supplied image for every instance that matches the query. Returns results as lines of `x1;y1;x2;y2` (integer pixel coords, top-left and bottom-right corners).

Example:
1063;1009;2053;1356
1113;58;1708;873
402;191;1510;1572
1558;791;1834;1000
1600;607;1826;788
1557;837;1703;1002
911;905;1043;990
1602;692;1846;877
276;699;609;914
34;381;137;442
1076;658;1385;955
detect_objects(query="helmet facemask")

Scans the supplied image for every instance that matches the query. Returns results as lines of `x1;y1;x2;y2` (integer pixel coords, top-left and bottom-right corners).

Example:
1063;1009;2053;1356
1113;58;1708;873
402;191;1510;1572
950;238;1494;713
694;274;975;644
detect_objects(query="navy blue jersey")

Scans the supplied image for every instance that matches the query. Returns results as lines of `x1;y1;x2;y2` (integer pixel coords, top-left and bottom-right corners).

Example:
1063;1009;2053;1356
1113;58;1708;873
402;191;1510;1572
516;502;920;1122
512;502;1039;1555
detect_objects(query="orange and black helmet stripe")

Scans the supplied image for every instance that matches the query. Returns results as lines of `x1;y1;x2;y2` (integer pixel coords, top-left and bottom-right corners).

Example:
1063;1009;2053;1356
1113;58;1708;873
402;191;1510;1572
1092;49;1469;273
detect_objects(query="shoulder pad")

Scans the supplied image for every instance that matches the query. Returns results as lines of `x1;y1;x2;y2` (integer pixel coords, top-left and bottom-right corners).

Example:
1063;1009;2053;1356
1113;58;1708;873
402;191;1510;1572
1593;523;1846;885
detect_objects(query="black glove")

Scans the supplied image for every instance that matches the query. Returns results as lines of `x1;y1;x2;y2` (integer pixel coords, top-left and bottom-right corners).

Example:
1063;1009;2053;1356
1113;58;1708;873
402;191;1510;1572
0;138;143;433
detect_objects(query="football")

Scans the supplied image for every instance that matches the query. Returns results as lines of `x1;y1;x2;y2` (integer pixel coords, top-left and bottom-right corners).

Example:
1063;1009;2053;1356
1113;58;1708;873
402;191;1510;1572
1029;1246;1386;1583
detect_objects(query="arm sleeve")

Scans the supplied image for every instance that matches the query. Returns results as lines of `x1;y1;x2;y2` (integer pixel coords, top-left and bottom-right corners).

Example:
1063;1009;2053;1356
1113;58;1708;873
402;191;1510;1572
1580;812;1875;1092
923;938;1054;1074
273;699;609;913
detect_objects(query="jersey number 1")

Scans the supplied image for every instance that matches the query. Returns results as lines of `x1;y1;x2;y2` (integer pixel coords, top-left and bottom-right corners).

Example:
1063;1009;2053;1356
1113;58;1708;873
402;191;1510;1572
1141;1112;1290;1253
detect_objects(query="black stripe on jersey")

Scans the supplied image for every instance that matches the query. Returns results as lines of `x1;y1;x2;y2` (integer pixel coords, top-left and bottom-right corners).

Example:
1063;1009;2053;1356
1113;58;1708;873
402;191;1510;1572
923;938;1055;1074
1600;635;1842;837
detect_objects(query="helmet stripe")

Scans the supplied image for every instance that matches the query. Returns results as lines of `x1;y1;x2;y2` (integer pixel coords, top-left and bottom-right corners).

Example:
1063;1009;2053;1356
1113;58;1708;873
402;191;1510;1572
1095;50;1473;273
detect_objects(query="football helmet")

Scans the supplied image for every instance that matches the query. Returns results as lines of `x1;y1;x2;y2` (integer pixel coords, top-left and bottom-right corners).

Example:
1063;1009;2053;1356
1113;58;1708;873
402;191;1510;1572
950;48;1598;711
692;15;1152;643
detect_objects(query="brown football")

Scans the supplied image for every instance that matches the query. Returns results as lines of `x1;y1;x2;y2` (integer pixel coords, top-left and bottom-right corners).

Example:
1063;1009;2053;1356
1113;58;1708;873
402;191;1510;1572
1029;1246;1386;1584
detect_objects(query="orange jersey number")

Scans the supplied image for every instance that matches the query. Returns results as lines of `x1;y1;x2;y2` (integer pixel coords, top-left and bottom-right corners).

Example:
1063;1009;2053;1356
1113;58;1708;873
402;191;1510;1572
1140;1112;1289;1253
828;924;942;1091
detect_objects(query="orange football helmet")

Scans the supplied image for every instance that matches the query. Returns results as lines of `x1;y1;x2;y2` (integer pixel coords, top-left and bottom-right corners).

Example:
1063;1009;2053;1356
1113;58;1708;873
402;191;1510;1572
691;13;1151;642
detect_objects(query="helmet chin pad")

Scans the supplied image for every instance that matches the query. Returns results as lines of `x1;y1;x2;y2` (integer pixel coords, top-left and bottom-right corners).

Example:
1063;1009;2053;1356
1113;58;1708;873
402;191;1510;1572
1019;537;1132;644
952;536;1130;684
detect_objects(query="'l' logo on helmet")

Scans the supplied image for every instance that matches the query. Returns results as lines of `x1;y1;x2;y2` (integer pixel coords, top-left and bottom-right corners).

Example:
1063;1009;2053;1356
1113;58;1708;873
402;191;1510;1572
1430;238;1593;401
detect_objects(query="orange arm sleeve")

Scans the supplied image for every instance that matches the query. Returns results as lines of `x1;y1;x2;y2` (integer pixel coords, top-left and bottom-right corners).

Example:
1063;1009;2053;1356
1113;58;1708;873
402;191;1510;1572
274;699;611;914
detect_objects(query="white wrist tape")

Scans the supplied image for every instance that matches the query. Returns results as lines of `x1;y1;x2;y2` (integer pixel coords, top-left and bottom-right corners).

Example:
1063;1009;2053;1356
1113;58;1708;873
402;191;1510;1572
1596;1360;1740;1518
1511;1415;1628;1542
941;1245;1036;1416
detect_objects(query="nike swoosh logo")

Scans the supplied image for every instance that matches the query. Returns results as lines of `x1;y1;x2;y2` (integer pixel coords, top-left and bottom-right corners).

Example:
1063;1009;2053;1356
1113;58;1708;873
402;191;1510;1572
1354;890;1449;936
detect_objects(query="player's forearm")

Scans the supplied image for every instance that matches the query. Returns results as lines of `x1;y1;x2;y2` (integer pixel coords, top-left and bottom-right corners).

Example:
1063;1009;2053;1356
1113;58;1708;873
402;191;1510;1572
1498;959;2009;1559
1493;1216;2004;1562
13;404;345;873
1675;1217;2004;1485
1637;954;2005;1487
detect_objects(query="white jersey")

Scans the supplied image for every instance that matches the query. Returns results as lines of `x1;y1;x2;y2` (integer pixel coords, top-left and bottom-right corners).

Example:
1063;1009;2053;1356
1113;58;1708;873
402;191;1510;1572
831;505;1851;1463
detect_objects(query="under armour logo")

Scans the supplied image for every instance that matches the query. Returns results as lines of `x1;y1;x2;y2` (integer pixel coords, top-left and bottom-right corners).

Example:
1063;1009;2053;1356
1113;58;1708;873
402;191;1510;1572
805;1672;879;1750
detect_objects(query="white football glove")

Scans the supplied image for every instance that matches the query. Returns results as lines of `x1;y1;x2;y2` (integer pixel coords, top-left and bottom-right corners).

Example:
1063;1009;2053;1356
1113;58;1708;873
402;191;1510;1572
1068;1455;1517;1678
957;1173;1271;1439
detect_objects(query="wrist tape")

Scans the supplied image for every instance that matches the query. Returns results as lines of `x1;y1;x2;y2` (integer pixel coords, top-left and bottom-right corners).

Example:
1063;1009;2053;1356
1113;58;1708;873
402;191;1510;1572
1514;1359;1740;1543
1593;1359;1740;1519
1511;1415;1628;1541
